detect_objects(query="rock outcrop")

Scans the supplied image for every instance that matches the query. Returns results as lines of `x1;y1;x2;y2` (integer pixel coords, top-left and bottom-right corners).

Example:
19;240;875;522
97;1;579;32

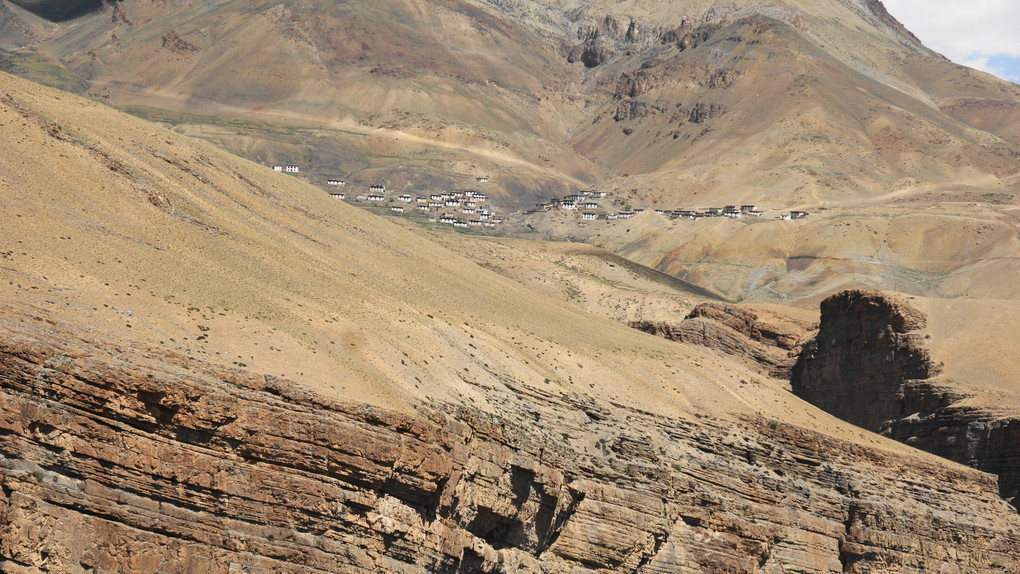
791;290;941;432
631;303;811;378
791;290;1020;509
161;31;198;54
3;313;1018;572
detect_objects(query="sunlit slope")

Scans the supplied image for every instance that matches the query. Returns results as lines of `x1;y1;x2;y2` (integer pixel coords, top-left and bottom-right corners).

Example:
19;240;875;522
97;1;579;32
6;0;1020;212
15;0;599;205
2;70;876;441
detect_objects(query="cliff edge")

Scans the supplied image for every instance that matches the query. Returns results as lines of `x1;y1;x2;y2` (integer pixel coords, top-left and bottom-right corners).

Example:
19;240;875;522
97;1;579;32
792;290;1020;509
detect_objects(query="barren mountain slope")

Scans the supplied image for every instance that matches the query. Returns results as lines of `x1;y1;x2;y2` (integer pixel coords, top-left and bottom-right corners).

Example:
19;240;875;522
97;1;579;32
2;0;602;205
2;0;1018;207
3;0;1019;304
0;68;819;427
4;70;1020;571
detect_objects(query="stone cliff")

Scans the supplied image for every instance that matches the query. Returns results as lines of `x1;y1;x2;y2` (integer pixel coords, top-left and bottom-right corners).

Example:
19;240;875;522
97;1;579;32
3;312;1019;572
631;303;812;378
791;291;941;432
791;290;1020;510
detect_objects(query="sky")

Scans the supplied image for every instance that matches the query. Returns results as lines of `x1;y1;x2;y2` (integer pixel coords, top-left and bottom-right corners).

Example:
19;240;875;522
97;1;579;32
881;1;1020;84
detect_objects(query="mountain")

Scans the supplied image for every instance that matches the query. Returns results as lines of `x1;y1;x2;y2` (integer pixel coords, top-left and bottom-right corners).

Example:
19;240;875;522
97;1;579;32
4;2;1020;569
2;0;1019;302
3;67;1020;572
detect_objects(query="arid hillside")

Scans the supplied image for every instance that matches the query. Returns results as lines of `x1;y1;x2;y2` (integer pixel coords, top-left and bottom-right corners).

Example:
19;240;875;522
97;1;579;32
4;70;1020;571
2;0;1019;302
2;0;1018;204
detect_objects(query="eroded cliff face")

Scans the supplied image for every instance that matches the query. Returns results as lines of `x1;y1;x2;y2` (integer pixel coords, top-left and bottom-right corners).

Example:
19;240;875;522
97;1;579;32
2;313;1019;572
631;303;812;378
791;290;941;432
791;290;1020;509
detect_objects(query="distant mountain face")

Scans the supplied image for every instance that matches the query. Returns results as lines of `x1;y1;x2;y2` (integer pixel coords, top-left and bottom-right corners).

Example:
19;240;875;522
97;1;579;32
3;0;1019;207
3;0;1020;301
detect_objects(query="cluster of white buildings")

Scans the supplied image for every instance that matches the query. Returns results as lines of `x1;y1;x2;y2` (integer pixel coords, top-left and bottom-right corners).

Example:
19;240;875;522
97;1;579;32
530;190;618;221
653;205;763;220
324;183;503;229
529;193;810;226
779;211;810;220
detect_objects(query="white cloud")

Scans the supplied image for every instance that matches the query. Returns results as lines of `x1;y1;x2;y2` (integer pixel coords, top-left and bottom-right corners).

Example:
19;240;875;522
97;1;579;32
882;1;1020;58
881;0;1020;82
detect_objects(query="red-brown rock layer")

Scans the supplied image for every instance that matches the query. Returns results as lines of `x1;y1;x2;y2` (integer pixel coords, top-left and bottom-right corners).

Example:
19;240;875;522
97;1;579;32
2;313;1019;572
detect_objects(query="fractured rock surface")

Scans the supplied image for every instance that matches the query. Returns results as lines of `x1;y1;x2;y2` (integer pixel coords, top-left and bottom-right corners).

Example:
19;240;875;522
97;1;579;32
2;313;1019;572
792;290;1020;509
631;302;812;378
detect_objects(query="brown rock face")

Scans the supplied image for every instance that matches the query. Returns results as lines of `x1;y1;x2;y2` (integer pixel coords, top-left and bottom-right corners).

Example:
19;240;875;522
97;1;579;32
2;314;1020;572
791;290;1020;509
791;290;940;432
631;303;811;378
567;40;611;68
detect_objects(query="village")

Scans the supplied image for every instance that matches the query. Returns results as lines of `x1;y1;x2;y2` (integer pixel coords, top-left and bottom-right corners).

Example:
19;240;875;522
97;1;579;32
273;165;809;230
318;177;505;229
529;190;810;223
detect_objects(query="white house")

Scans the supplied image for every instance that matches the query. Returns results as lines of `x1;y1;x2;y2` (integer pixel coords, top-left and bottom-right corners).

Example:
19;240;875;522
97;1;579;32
330;191;346;199
561;202;577;210
367;194;385;202
391;206;405;213
272;165;284;172
398;194;413;203
581;212;597;220
327;179;346;186
369;184;385;193
285;165;299;173
476;177;489;183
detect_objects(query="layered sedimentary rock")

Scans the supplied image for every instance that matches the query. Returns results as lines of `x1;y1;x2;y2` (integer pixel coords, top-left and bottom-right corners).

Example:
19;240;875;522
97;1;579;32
3;313;1019;572
791;291;940;432
791;290;1020;508
631;303;811;378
